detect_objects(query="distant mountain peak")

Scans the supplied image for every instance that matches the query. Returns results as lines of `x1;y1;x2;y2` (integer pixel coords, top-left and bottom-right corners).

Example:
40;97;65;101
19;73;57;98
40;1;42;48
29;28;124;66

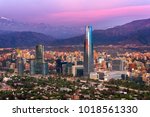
0;17;84;38
0;16;12;21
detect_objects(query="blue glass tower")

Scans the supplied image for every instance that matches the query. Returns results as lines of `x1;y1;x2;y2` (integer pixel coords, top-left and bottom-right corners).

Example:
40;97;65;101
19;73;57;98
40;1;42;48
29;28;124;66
30;60;35;75
84;26;94;77
18;58;24;76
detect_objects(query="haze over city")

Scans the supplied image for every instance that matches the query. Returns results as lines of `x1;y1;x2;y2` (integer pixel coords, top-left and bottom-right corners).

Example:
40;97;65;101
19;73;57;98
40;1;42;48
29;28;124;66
0;0;150;28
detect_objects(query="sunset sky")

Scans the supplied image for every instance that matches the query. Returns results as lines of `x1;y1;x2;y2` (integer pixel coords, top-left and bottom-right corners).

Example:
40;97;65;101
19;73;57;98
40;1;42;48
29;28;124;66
0;0;150;28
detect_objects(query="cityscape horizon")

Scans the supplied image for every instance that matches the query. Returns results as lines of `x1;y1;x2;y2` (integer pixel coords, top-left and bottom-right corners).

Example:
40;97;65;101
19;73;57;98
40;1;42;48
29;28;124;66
0;0;150;100
0;24;150;100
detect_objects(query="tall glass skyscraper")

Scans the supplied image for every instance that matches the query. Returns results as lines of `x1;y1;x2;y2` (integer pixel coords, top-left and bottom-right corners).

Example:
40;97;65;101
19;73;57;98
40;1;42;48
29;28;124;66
84;26;94;77
30;60;35;75
18;58;24;76
35;45;44;74
36;45;44;62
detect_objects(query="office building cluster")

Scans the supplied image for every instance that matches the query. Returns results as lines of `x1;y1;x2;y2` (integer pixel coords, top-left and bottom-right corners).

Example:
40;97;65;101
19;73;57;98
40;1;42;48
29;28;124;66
11;45;49;76
30;45;49;75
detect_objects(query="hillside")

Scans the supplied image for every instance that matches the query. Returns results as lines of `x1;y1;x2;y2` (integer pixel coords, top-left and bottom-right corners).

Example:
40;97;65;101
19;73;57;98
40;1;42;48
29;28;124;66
0;31;54;47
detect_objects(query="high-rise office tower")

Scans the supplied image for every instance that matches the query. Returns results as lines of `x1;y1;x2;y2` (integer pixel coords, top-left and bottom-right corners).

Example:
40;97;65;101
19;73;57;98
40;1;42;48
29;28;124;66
84;26;94;77
36;45;44;62
18;58;24;76
112;59;124;71
56;59;62;74
42;62;49;75
30;60;36;75
35;45;44;74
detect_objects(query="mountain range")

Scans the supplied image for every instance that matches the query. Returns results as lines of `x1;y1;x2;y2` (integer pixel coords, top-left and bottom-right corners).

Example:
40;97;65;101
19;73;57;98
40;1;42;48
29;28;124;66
51;18;150;46
0;18;150;47
0;31;54;47
0;17;84;39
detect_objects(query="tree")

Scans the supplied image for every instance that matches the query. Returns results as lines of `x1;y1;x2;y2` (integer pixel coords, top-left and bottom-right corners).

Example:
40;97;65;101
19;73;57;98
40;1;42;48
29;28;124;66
0;77;3;82
7;69;14;73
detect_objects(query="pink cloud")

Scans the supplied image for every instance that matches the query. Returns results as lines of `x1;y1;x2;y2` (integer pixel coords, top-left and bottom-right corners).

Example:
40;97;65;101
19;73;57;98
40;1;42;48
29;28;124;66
42;5;150;25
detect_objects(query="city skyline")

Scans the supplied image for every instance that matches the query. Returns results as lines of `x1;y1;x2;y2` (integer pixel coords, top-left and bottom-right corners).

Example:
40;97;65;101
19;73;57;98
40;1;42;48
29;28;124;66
0;0;150;28
0;0;150;100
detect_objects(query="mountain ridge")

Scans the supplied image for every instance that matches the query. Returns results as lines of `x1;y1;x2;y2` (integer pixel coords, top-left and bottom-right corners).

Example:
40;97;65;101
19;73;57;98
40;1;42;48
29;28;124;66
50;18;150;46
0;18;150;47
0;31;54;47
0;17;84;39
